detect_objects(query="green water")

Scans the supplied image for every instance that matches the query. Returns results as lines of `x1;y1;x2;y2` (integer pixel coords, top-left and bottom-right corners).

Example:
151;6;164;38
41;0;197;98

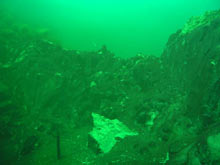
1;1;220;164
1;0;219;57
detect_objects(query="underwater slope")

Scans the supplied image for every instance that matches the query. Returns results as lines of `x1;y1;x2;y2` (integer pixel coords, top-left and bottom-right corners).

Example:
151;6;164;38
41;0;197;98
162;10;220;124
161;10;220;164
0;9;220;164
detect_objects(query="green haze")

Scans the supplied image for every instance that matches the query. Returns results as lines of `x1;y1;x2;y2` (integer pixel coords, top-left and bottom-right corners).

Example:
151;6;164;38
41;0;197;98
1;0;220;57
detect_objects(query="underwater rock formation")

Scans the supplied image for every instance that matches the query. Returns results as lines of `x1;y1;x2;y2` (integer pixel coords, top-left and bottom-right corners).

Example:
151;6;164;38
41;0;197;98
162;10;220;119
162;10;220;164
0;9;220;164
89;113;138;153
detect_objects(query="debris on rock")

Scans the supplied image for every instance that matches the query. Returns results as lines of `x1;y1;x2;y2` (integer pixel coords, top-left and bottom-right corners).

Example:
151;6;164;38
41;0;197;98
89;113;138;153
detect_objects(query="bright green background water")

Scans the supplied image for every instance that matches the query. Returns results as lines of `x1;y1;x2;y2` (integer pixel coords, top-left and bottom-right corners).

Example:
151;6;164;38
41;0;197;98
1;0;220;57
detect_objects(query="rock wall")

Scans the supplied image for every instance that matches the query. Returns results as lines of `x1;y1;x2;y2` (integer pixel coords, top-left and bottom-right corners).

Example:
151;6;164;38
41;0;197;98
162;10;220;120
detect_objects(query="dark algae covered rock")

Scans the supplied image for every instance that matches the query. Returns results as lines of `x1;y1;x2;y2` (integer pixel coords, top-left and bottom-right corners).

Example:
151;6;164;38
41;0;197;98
1;8;220;164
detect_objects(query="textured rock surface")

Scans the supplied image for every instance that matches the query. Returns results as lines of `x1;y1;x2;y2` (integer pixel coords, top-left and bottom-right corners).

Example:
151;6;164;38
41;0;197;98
89;113;138;153
162;9;220;119
207;133;220;160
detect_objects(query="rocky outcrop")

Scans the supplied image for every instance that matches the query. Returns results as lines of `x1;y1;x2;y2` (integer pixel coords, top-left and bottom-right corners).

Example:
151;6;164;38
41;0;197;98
162;10;220;120
162;10;220;164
